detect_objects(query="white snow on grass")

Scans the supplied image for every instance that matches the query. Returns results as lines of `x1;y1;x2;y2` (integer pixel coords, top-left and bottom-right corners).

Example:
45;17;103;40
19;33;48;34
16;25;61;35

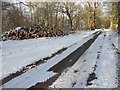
50;30;118;88
88;30;118;88
2;30;97;88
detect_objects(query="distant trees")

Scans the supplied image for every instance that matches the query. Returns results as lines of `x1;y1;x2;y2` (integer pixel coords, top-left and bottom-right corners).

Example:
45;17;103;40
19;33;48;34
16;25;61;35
100;2;119;31
108;2;118;30
56;2;77;30
1;1;120;33
81;1;101;30
2;2;32;32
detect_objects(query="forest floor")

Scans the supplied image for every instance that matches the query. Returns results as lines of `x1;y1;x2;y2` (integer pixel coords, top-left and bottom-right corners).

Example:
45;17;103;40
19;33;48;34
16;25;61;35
0;29;119;89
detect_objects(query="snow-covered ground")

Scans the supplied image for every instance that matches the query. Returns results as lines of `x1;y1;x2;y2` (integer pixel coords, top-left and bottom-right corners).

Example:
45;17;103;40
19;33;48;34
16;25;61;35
1;30;97;88
50;30;119;88
0;29;119;88
0;30;95;80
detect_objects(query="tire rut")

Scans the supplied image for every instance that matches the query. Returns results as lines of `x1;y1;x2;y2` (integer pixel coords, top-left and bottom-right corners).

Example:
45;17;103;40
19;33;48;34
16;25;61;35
28;31;102;89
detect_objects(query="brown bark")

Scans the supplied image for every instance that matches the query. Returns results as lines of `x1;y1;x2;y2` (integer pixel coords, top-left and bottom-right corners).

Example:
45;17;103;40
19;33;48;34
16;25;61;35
117;1;120;33
66;7;73;30
118;18;120;32
55;11;58;29
109;18;114;30
69;16;73;30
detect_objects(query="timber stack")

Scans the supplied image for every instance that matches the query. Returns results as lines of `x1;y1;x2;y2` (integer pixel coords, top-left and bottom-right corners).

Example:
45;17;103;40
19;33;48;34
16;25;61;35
1;24;67;41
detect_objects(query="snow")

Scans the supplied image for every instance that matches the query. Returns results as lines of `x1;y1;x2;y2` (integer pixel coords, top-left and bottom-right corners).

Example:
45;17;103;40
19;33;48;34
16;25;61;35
0;43;2;80
15;27;22;31
0;31;95;79
1;30;97;88
87;30;118;88
50;30;118;88
2;71;56;88
1;29;118;88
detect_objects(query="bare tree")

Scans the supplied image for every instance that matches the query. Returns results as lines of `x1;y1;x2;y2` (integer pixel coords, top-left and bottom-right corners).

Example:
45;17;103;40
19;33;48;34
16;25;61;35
81;1;101;30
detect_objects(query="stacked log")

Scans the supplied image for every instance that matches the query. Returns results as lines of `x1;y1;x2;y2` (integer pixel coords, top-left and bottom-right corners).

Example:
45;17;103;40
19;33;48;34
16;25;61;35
1;24;67;41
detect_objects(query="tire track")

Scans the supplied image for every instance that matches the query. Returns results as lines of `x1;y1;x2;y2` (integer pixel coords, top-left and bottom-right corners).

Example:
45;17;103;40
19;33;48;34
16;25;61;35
1;31;98;85
0;47;67;85
28;31;102;89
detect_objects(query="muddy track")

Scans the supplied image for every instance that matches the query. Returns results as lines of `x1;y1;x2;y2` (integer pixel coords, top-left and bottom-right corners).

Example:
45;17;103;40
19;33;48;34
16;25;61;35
0;47;67;85
28;31;102;89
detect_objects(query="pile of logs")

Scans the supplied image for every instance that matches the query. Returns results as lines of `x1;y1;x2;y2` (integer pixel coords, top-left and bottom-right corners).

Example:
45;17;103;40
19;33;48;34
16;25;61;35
1;24;67;41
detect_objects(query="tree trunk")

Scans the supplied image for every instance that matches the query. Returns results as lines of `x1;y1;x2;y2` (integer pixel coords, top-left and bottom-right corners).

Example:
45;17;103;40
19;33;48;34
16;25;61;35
62;14;65;28
49;10;53;28
67;13;73;30
109;18;114;30
117;1;120;33
55;11;58;29
118;18;120;32
65;7;73;30
93;9;96;29
69;17;73;30
88;15;91;30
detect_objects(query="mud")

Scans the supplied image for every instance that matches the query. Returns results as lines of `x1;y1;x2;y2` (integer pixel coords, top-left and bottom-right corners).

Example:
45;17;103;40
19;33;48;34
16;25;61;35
86;72;97;86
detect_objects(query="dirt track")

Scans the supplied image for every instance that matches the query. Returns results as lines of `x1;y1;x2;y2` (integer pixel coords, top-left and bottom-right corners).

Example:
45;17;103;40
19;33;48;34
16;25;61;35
28;31;102;89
